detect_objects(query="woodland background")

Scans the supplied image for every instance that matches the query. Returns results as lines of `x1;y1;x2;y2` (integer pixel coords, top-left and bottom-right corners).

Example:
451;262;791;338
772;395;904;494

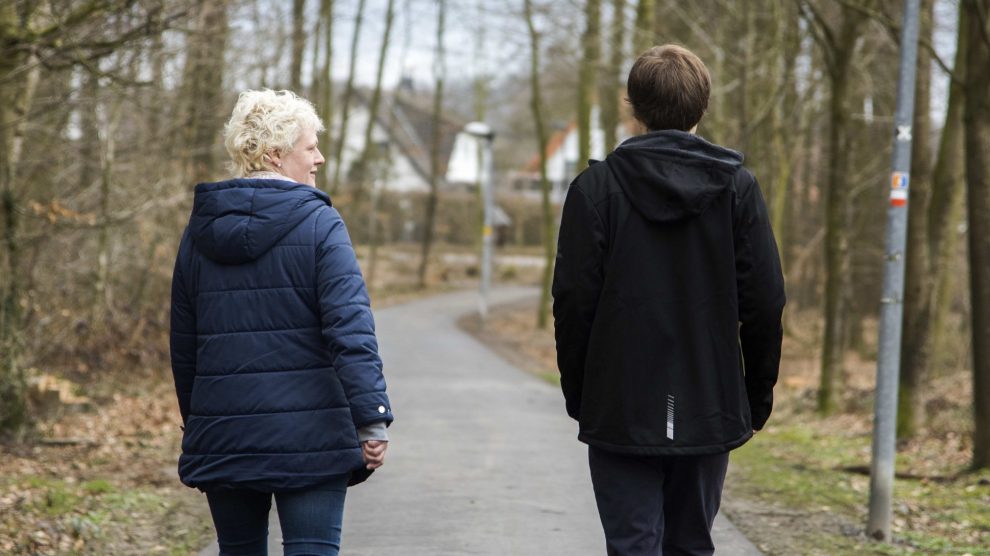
1;0;990;554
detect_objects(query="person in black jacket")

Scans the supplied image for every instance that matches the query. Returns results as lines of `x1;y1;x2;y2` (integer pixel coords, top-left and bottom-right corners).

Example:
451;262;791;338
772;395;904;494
170;89;392;556
552;45;785;556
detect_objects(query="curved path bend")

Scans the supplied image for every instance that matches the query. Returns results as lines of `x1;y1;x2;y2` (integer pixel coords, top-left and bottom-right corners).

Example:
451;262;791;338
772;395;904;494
199;287;762;555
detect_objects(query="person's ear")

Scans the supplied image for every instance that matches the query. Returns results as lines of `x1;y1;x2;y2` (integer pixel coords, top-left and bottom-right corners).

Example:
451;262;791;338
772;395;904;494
264;151;283;168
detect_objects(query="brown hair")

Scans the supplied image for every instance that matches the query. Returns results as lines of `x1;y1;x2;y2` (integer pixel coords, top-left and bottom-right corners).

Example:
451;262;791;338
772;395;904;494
626;44;711;132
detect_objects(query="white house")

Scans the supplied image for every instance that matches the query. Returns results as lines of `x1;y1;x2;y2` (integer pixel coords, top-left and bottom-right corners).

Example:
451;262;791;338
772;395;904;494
512;107;616;203
330;90;486;194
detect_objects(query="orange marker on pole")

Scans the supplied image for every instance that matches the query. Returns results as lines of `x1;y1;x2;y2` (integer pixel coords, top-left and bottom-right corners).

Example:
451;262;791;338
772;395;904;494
889;172;909;207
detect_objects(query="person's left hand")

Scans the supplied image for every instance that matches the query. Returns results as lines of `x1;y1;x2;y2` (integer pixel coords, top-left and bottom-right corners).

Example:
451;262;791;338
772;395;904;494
362;440;388;470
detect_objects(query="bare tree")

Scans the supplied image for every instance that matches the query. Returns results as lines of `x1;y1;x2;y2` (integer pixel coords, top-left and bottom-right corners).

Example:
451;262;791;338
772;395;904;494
0;3;40;431
633;0;654;54
351;0;397;189
767;0;804;262
963;0;990;469
330;0;367;193
290;0;307;91
181;0;230;184
523;0;555;328
897;0;935;437
354;0;396;288
318;0;335;190
897;0;960;439
600;0;626;153
417;0;447;288
578;0;602;166
924;13;968;394
799;0;868;415
0;0;173;433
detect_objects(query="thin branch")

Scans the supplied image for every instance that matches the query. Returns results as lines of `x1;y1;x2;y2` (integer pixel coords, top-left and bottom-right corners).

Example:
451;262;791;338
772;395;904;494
971;0;990;51
666;3;725;62
832;0;958;82
34;0;126;40
796;0;837;74
799;0;837;49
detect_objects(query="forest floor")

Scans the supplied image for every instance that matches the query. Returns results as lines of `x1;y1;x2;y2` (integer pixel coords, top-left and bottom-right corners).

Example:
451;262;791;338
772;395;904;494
0;245;547;555
462;299;990;556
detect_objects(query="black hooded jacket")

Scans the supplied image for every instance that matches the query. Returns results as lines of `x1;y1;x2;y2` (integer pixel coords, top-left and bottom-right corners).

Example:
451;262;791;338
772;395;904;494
552;130;785;455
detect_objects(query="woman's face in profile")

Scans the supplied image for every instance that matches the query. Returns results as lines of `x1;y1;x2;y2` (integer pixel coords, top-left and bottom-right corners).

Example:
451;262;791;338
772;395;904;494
278;128;325;187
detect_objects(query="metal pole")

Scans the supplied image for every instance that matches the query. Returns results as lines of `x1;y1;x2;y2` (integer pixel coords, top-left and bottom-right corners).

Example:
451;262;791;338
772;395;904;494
480;137;494;321
464;122;496;322
867;0;920;541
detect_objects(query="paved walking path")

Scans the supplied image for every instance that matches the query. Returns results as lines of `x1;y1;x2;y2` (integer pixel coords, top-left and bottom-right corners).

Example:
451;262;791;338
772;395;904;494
199;287;762;555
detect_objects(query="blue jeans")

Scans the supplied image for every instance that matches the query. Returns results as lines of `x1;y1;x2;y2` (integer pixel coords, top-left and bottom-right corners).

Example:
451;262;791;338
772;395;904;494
205;476;348;556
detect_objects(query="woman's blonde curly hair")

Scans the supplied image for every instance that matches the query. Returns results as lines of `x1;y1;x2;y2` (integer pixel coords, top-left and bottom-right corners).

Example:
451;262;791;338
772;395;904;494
223;89;326;177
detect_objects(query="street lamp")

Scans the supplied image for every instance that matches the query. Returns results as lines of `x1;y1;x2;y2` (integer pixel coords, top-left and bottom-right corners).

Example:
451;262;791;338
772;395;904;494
463;121;496;322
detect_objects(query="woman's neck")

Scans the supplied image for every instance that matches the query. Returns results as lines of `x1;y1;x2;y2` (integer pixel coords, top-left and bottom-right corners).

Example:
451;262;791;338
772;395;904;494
244;170;291;181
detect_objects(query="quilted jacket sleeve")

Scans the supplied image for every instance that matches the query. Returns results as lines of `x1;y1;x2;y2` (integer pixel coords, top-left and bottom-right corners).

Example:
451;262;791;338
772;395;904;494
552;183;607;421
315;207;393;429
734;172;786;430
169;231;197;425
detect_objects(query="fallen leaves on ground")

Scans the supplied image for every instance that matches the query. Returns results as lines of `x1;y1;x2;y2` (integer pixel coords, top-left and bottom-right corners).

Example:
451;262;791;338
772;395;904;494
0;377;212;555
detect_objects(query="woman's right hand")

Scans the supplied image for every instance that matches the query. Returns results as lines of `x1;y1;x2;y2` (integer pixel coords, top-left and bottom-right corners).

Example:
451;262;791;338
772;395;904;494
362;440;388;470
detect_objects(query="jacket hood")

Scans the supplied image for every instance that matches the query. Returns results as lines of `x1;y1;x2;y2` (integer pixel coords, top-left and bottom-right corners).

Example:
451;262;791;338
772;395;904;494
189;179;331;264
607;130;743;223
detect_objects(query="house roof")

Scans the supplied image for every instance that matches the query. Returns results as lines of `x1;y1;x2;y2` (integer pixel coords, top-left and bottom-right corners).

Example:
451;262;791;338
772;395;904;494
519;94;640;175
522;122;576;174
355;88;466;186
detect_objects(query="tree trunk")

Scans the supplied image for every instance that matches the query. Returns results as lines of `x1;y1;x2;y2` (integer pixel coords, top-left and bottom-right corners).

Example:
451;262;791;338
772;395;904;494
417;0;446;289
818;6;862;415
578;0;601;166
963;0;990;470
736;1;754;152
897;0;935;439
0;185;25;433
330;0;367;194
94;102;124;318
148;31;169;159
0;4;41;432
352;0;396;190
318;0;334;191
350;0;396;248
310;15;321;101
472;0;489;249
599;0;625;153
926;12;968;382
769;0;802;267
633;0;654;55
79;71;100;190
290;0;306;91
182;0;230;183
524;0;554;329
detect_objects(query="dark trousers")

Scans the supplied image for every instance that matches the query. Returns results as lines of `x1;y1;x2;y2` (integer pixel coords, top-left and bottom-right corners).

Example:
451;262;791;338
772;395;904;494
205;475;348;556
588;446;730;556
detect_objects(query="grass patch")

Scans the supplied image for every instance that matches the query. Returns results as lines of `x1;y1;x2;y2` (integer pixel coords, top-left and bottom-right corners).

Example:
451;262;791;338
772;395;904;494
82;479;114;495
728;422;990;555
5;474;212;553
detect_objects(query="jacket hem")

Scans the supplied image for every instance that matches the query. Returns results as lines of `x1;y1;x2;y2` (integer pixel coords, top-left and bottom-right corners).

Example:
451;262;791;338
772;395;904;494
577;430;753;456
188;471;353;493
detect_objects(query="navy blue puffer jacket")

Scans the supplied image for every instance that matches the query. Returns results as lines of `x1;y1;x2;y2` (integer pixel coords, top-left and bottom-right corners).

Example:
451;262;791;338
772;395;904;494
169;178;392;491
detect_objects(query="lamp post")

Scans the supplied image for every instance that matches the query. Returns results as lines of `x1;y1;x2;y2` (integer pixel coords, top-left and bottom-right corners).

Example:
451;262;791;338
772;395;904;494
464;121;496;322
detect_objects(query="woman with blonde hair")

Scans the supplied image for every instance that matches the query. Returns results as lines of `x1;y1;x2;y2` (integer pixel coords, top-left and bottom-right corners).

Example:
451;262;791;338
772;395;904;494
170;89;392;556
